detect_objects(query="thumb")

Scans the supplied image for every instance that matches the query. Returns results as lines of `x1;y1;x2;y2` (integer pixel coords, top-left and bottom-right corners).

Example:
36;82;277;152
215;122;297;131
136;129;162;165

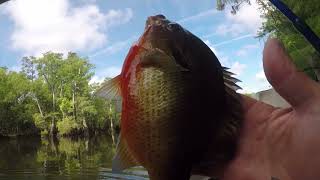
263;38;320;107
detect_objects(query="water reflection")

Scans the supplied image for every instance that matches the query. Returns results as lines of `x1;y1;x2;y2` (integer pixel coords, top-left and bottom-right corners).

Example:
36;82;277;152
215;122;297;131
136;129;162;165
0;135;148;180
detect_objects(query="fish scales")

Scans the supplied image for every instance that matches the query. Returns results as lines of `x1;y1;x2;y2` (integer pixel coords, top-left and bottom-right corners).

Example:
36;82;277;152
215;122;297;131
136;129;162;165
102;14;243;180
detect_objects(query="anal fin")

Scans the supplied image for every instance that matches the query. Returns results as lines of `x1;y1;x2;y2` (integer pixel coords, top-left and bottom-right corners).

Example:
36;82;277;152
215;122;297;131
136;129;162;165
112;133;140;173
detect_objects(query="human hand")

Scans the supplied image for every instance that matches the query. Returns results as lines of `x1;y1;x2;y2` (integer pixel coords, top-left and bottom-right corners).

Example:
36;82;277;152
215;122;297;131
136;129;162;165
222;38;320;180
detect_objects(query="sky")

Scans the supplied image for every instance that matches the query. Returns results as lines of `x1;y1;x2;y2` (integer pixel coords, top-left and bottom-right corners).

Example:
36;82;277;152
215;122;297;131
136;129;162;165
0;0;272;93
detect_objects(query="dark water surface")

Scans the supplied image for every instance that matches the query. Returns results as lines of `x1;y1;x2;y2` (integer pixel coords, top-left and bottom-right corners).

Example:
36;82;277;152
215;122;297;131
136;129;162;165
0;135;148;180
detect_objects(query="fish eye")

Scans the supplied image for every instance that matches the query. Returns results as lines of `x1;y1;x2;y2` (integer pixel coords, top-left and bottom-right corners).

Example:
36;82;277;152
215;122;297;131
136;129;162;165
155;14;166;19
167;22;182;32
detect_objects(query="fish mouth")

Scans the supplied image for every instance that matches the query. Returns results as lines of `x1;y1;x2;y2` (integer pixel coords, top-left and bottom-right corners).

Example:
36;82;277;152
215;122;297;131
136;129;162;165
145;14;168;29
144;14;183;33
135;15;171;54
140;15;184;51
135;15;168;48
135;15;188;68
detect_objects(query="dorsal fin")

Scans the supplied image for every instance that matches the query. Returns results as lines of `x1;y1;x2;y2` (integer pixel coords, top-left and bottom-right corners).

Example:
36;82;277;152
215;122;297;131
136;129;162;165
112;133;140;173
191;67;243;179
223;68;242;91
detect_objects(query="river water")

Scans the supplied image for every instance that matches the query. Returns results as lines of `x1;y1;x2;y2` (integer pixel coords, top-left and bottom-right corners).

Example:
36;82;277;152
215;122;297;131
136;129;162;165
0;135;149;180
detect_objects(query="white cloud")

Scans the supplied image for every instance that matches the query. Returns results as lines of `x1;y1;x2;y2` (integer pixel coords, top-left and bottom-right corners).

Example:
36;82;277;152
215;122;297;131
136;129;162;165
89;75;104;84
236;69;271;94
104;8;133;27
229;61;246;76
214;23;245;37
90;66;121;84
225;1;264;35
210;1;264;38
235;43;259;56
255;69;271;90
255;70;267;82
3;0;133;56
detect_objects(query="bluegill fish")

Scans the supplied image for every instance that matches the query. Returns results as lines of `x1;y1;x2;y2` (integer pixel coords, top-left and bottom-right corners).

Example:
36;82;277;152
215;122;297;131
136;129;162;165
101;15;243;180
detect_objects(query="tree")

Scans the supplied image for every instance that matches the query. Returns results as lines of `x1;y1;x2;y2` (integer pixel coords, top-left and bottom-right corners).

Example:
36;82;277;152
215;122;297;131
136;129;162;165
36;52;64;136
61;53;94;125
0;52;120;137
21;56;37;82
0;68;39;136
257;0;320;80
216;0;320;80
217;0;251;14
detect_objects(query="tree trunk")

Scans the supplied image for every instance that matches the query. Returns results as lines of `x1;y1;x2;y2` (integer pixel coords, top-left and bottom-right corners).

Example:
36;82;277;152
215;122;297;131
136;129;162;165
49;135;59;156
60;81;63;97
73;82;77;121
52;89;55;111
50;90;56;137
50;118;56;137
109;105;115;145
73;90;75;119
35;98;44;118
83;119;89;137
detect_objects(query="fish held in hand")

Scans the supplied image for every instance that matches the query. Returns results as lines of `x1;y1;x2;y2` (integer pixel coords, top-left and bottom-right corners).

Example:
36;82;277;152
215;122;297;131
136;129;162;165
101;14;243;180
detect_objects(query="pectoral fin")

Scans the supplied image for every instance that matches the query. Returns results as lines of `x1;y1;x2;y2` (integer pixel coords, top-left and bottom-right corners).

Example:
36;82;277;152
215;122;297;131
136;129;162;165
112;133;140;173
96;75;121;99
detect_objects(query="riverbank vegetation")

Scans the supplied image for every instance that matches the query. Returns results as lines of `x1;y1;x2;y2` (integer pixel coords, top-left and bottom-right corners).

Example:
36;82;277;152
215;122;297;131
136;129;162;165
0;52;119;137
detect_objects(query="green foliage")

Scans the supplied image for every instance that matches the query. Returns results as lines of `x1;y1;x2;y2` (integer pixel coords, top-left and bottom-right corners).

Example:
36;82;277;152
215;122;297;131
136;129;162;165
0;68;39;136
216;0;251;13
58;97;73;117
40;129;49;136
0;52;120;137
257;0;320;80
57;117;80;136
33;113;46;130
216;0;320;80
